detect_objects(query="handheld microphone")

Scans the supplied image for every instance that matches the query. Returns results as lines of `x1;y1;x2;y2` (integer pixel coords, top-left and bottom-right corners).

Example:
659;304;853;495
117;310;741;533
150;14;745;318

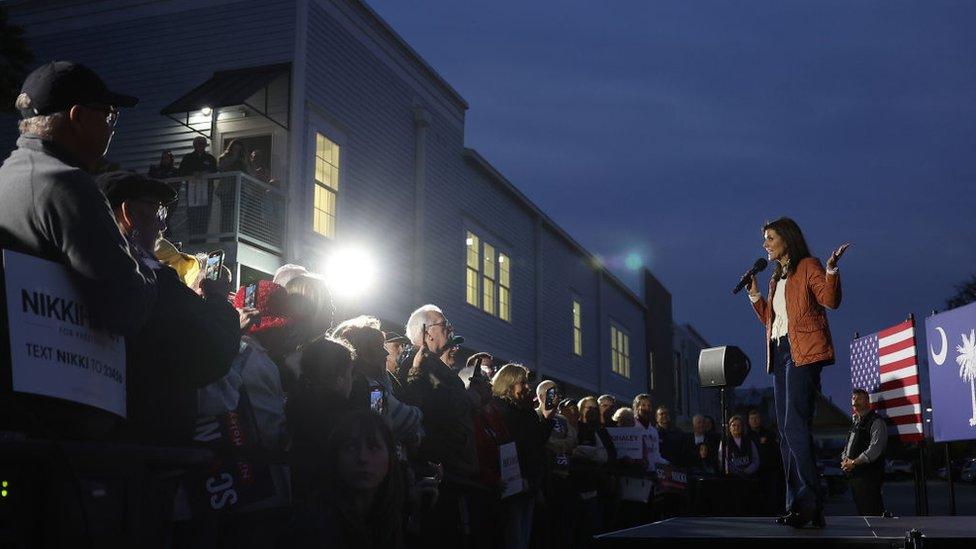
731;258;768;294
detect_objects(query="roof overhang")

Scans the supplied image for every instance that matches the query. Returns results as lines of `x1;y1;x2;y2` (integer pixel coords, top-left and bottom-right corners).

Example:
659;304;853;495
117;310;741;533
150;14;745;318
161;63;291;138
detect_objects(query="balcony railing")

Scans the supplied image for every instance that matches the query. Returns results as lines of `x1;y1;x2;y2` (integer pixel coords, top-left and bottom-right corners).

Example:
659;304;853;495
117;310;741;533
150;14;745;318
162;172;286;254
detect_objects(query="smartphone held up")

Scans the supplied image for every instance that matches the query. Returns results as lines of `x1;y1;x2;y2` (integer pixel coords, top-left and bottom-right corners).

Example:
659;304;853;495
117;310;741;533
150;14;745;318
205;250;224;281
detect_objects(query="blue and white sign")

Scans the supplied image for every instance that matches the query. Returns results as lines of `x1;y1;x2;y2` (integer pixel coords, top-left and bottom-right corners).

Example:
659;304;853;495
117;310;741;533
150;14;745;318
925;302;976;442
3;250;126;417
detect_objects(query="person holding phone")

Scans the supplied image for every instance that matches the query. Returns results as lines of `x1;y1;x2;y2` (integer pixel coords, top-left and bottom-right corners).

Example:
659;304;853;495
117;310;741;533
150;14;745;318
398;304;478;546
534;380;577;546
332;316;423;448
97;171;240;443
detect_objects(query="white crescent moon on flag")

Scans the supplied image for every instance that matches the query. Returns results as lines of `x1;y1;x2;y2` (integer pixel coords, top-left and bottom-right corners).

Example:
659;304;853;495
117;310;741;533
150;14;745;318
930;326;948;366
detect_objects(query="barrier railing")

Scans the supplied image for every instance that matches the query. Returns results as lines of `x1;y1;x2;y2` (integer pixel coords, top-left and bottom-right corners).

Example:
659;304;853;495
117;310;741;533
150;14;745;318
162;172;286;254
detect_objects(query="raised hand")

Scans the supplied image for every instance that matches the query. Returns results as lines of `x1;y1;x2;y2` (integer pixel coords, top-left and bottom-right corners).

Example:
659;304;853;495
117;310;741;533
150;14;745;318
827;243;850;271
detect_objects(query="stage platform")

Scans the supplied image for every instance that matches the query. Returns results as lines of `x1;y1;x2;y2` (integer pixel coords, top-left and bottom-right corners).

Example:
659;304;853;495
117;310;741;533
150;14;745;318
594;516;976;548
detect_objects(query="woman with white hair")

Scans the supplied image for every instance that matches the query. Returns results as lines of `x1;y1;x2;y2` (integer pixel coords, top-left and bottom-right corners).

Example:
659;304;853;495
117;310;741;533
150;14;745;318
492;364;555;549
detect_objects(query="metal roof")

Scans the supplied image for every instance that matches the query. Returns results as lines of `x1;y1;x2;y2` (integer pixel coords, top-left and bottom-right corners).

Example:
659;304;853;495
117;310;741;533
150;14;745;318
160;63;290;115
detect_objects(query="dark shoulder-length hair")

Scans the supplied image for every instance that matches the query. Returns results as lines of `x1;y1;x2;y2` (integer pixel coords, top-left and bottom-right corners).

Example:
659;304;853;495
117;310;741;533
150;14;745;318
321;410;404;548
763;217;812;279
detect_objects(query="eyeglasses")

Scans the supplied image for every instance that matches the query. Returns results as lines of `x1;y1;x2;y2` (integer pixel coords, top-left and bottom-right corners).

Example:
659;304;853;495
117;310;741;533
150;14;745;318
84;104;120;128
428;320;453;333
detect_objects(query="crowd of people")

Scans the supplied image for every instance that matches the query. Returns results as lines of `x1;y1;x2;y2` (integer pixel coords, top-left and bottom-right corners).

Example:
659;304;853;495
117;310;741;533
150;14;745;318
147;135;276;184
0;61;804;548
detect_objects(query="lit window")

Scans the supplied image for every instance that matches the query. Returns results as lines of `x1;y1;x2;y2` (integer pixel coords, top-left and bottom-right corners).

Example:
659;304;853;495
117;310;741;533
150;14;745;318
611;325;630;378
464;231;510;320
312;133;339;238
483;243;496;315
499;253;510;322
466;232;480;306
572;300;582;355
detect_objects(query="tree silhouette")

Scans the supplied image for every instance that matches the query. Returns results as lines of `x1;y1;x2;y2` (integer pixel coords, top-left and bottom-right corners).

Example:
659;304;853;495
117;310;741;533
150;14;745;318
946;274;976;309
0;5;34;114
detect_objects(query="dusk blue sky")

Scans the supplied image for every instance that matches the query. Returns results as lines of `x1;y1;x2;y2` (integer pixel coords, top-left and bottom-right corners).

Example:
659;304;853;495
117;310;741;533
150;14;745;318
370;1;976;407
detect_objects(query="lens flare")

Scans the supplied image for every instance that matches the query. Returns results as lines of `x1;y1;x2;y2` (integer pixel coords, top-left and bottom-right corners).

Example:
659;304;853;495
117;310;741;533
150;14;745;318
624;253;643;271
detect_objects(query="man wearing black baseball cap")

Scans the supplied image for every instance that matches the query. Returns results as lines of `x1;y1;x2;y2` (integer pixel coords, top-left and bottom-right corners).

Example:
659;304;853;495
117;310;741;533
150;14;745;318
0;61;154;336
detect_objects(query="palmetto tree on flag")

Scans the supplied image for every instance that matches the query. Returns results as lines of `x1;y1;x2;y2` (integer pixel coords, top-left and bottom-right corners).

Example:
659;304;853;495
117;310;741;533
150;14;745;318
956;329;976;427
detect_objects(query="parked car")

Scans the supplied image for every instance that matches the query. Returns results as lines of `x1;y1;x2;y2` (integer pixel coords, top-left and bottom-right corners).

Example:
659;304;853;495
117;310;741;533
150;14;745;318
817;458;848;496
960;459;976;483
936;459;967;481
885;459;913;479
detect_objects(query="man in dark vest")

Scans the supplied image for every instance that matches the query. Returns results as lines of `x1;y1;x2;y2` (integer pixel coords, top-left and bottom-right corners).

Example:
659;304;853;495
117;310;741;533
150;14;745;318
841;388;887;515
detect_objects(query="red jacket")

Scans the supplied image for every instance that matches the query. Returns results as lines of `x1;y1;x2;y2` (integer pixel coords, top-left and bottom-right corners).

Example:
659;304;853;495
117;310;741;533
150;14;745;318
752;257;841;373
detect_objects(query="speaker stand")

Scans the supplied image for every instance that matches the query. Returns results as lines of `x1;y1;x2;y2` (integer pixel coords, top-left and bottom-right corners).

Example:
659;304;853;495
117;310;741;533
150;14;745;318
720;386;729;475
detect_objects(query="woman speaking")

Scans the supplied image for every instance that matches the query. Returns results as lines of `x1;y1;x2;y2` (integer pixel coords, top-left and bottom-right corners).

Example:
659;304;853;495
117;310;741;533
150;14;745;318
746;217;849;528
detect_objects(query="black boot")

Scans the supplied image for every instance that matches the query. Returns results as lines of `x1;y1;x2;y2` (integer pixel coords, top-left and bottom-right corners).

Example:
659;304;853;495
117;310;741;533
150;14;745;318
783;506;813;529
775;511;792;525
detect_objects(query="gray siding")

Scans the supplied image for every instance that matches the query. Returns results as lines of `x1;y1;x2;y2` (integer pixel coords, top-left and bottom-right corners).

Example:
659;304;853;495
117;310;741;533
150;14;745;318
539;226;602;391
299;0;447;321
429;155;537;366
1;0;296;172
601;276;648;399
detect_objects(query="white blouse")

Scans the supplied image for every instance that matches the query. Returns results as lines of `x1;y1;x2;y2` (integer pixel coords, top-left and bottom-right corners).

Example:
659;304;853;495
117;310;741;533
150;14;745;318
771;276;789;339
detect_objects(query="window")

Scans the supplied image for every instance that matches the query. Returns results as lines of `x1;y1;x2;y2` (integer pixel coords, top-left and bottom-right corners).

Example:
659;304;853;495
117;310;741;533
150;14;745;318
464;230;511;321
482;243;496;315
611;325;630;378
499;253;510;321
312;133;339;238
572;300;582;355
466;232;480;306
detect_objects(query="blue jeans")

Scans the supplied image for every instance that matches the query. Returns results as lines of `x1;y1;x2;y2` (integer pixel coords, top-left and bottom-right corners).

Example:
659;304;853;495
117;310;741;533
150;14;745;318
772;337;823;513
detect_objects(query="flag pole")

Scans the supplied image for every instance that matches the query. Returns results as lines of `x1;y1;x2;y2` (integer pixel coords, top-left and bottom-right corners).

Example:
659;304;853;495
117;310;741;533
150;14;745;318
908;313;929;516
945;442;957;516
929;309;958;517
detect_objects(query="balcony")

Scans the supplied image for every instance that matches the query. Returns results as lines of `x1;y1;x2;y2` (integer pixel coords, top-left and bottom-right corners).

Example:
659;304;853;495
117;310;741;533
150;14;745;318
162;172;287;276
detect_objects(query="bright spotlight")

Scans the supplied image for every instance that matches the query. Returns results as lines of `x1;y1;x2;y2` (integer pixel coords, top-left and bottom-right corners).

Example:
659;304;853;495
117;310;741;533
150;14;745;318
324;247;376;298
201;106;212;116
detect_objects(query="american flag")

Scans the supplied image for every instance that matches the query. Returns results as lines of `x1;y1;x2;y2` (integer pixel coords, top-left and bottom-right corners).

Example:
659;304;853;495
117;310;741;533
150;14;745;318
850;319;924;442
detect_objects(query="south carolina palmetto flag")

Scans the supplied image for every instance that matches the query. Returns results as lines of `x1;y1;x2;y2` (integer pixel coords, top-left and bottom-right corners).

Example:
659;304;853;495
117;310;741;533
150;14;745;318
850;318;924;442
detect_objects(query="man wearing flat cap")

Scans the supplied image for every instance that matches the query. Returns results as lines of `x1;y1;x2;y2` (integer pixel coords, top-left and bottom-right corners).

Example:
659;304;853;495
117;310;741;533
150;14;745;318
0;61;155;334
97;171;240;443
384;331;410;375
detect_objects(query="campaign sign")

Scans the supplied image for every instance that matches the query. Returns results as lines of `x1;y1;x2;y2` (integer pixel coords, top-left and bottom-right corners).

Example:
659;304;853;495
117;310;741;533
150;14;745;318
606;426;643;460
188;390;274;514
619;476;653;502
2;250;126;417
499;442;524;498
925;302;976;442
